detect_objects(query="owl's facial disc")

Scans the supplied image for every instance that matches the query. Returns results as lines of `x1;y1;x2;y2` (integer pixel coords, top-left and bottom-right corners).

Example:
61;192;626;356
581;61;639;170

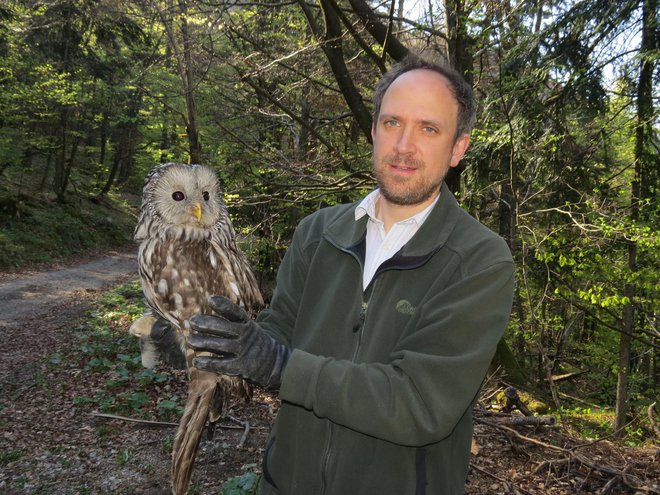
149;164;223;234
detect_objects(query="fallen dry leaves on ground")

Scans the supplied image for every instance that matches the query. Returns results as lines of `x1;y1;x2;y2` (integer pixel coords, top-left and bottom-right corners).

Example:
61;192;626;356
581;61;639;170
1;280;658;494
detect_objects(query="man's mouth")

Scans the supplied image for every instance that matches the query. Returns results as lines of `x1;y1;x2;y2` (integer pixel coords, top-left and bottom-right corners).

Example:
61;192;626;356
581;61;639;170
385;155;423;171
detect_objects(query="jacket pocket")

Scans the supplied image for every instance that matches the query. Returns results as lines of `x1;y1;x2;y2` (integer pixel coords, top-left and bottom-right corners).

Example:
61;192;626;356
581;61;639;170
262;435;277;489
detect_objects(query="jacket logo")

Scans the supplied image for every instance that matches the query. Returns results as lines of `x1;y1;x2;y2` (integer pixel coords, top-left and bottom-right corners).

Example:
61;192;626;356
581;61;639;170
396;299;416;315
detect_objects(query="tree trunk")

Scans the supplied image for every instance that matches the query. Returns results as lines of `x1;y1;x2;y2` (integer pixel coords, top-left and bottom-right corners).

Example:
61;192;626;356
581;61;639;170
444;0;473;80
153;0;203;164
99;111;108;168
615;248;635;437
297;0;373;142
443;0;474;192
344;0;409;61
615;0;655;438
178;0;202;164
54;108;69;202
100;152;122;197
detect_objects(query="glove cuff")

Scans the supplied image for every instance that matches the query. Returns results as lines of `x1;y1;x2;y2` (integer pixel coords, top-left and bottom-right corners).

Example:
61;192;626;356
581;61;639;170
263;344;291;388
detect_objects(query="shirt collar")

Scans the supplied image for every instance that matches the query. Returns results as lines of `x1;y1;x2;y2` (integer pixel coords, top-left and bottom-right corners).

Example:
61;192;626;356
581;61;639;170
355;189;440;226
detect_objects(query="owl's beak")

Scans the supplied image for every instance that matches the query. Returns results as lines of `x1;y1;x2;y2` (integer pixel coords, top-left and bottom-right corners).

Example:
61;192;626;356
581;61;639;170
189;202;202;223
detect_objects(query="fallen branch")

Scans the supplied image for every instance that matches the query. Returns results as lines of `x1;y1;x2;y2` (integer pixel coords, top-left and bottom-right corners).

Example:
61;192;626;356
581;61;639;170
476;417;649;493
478;411;556;427
551;370;588;382
469;463;534;495
89;412;178;426
227;415;250;448
89;412;263;433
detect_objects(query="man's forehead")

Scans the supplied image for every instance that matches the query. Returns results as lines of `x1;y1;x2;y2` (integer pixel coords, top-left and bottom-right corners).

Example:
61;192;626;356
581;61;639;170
389;68;453;92
380;69;458;119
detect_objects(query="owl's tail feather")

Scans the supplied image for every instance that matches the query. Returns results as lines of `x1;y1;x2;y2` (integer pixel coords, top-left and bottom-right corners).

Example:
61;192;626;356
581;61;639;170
171;370;221;495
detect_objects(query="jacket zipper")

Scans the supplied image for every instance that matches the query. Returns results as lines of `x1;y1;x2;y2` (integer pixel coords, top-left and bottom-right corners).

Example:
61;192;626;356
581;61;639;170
320;239;383;494
320;287;372;494
351;297;369;361
320;422;333;494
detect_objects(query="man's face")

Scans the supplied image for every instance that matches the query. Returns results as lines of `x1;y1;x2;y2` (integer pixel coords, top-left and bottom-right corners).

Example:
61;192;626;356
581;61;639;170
371;69;470;207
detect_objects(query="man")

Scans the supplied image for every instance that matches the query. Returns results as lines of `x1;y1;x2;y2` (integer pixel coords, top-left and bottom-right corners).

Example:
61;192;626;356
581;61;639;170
188;55;515;494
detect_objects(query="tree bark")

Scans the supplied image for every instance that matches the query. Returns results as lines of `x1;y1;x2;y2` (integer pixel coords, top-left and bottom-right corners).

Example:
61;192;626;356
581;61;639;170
151;0;203;164
444;0;473;80
344;0;409;61
297;0;373;142
615;0;656;438
178;0;202;164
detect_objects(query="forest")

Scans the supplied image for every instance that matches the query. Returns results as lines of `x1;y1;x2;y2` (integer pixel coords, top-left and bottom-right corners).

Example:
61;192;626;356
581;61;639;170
0;0;657;450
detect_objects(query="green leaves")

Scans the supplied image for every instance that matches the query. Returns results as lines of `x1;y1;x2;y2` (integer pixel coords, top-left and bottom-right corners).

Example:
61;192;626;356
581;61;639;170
67;281;185;421
220;470;261;495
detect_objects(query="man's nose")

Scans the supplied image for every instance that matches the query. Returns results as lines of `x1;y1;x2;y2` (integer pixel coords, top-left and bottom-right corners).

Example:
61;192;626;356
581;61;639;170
395;127;416;155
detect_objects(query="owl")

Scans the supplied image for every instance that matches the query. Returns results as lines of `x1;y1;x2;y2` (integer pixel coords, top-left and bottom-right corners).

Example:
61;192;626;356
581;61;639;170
129;162;264;495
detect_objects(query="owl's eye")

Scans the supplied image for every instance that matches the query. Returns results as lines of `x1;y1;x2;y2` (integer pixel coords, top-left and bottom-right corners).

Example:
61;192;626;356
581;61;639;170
172;191;185;201
202;191;210;201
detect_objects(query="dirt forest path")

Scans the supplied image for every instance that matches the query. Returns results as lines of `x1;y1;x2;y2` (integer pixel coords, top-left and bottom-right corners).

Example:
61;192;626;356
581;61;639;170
0;248;139;326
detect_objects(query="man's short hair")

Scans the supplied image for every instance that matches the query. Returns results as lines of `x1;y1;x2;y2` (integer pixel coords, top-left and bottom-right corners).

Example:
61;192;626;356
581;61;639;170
372;55;476;139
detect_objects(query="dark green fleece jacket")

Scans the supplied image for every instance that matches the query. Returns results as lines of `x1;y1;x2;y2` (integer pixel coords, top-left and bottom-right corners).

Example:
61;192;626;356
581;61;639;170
257;183;515;495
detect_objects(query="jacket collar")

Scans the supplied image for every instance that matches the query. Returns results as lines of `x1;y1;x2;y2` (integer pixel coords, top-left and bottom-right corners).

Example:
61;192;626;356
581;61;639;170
325;182;460;257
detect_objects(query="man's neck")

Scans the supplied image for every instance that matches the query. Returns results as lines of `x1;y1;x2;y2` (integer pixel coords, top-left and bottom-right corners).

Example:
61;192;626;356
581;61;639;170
376;191;440;233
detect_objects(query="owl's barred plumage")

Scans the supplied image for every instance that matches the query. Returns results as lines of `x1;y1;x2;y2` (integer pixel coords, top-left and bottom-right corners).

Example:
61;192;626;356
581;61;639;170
131;163;264;495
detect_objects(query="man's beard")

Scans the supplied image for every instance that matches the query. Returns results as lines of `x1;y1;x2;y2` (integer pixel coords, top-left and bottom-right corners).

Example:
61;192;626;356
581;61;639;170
375;154;448;206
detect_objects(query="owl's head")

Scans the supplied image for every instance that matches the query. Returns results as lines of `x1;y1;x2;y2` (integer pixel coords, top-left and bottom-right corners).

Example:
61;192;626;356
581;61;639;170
136;163;228;240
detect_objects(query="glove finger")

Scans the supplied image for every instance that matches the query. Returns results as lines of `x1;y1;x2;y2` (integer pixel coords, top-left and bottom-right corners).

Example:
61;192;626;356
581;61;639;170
187;333;240;356
193;356;241;376
208;295;249;322
190;314;240;338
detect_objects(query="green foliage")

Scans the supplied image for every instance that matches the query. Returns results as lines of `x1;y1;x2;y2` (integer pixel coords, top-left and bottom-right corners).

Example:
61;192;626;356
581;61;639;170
220;469;261;495
115;448;133;467
558;405;656;447
53;280;186;421
0;449;25;465
0;189;135;268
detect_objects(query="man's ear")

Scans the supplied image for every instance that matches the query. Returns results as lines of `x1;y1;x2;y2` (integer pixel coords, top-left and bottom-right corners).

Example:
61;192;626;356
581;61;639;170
371;122;377;142
450;134;471;168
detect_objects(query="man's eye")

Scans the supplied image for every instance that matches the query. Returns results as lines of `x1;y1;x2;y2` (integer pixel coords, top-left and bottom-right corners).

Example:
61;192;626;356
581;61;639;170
423;126;438;134
384;120;399;127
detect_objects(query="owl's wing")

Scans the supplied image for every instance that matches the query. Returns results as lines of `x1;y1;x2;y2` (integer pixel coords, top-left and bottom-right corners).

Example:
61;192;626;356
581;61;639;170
208;235;264;314
134;238;189;370
137;239;182;329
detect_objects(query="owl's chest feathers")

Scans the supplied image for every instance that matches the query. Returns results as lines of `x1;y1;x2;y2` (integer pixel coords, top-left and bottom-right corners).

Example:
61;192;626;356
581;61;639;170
142;236;228;327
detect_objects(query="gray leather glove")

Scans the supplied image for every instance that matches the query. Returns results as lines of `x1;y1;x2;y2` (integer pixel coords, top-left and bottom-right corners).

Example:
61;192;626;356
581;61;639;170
131;313;187;370
188;296;291;388
149;316;187;369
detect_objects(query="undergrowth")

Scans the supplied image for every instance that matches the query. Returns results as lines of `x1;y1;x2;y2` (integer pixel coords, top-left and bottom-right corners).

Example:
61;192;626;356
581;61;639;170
0;189;136;268
55;279;187;422
56;280;262;494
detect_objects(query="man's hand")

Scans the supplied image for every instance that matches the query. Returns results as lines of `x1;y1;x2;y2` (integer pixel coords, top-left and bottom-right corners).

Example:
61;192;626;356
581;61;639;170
129;314;187;369
188;296;291;388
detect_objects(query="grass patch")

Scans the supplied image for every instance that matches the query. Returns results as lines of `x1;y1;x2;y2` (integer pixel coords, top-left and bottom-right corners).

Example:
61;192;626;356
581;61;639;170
52;280;186;422
0;189;136;269
557;406;655;447
0;449;25;465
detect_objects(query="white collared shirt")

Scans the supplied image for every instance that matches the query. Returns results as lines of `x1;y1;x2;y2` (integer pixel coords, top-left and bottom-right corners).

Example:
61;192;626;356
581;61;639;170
355;189;439;289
